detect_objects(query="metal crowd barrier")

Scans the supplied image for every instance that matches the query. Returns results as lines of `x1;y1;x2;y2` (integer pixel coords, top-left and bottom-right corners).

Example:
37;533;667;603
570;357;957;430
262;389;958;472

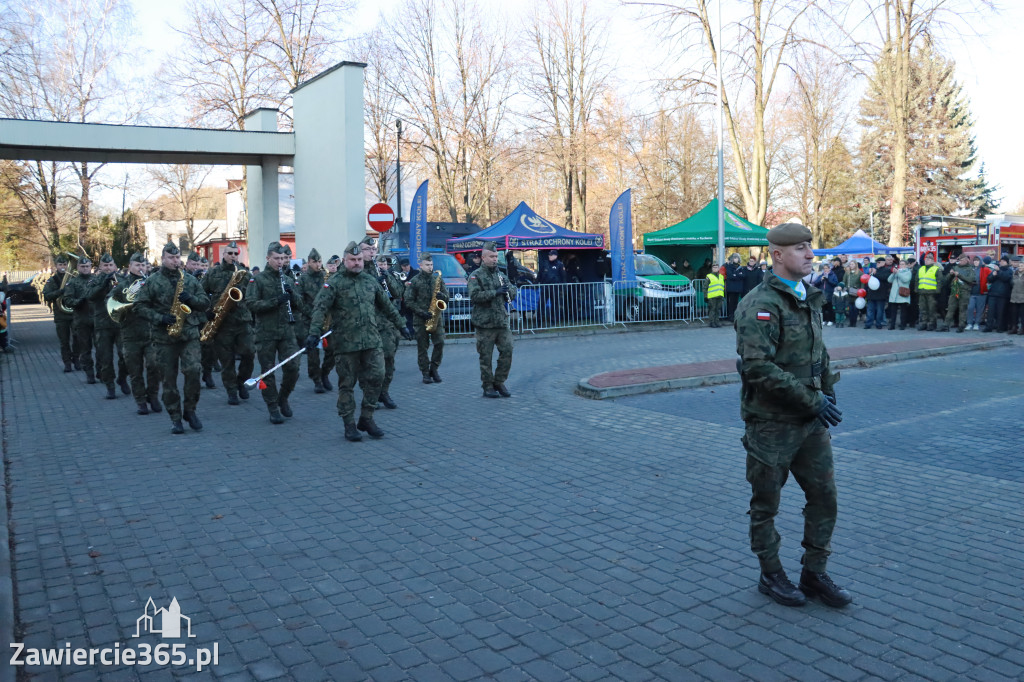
441;279;727;334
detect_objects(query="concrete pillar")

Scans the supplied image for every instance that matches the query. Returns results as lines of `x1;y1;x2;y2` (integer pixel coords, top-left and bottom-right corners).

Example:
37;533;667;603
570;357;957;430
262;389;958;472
243;108;281;267
292;62;367;261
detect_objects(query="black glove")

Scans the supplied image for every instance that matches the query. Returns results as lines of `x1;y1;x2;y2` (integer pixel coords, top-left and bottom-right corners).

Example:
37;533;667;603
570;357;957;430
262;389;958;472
282;284;292;293
495;285;510;298
416;310;432;320
817;393;843;428
304;334;319;351
205;310;216;321
178;292;192;306
160;314;176;326
278;293;292;305
400;328;414;341
377;274;387;284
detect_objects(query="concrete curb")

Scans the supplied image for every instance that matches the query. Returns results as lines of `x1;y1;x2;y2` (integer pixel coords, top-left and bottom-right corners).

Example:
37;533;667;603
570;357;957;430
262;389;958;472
576;338;1013;400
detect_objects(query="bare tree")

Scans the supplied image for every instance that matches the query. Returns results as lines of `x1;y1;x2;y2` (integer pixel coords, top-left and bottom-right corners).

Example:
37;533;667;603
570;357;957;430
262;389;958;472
360;30;400;204
147;165;216;251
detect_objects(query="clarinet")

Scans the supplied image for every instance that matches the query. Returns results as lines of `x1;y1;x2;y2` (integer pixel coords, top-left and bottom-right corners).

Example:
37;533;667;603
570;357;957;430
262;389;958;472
280;269;295;323
374;260;394;300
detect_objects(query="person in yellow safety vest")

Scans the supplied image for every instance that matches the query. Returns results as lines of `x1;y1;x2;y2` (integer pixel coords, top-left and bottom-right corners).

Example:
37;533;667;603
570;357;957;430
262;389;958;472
706;262;726;328
916;254;945;331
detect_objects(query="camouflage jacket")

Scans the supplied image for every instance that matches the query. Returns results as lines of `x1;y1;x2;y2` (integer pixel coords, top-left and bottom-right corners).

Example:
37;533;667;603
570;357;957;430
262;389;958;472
308;269;405;353
298;268;326;323
42;272;73;320
202;262;252;329
109;273;151;341
404;270;449;324
947;263;977;296
86;272;120;331
468;265;517;329
369;267;403;331
60;272;95;326
734;272;839;423
133;267;210;344
245;266;300;341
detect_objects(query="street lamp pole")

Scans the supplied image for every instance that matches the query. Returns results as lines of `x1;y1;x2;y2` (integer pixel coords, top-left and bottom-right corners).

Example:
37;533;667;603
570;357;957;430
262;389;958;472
395;119;403;227
715;0;726;266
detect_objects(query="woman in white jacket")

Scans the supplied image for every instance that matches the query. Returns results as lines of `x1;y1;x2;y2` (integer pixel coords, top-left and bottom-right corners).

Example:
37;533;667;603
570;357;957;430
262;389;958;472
887;259;913;330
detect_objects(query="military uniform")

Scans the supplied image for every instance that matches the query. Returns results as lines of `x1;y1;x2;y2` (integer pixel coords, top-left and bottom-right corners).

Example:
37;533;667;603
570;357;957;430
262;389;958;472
245;249;301;422
42;263;76;370
735;223;850;608
942;262;976;331
308;244;406;440
706;270;725;327
60;265;97;381
319;255;341;387
85;256;129;397
916;262;945;330
111;258;161;413
467;251;517;397
202;259;256;402
133;248;210;432
366;252;404;404
404;266;448;381
298;249;328;391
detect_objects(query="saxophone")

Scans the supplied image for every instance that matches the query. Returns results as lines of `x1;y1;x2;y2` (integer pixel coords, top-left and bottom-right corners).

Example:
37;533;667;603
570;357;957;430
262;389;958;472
424;272;447;333
200;267;248;343
167;271;191;338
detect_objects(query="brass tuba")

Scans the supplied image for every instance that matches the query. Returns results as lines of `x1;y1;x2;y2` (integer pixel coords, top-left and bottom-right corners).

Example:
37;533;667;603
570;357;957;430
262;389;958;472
200;267;248;343
424;272;447;333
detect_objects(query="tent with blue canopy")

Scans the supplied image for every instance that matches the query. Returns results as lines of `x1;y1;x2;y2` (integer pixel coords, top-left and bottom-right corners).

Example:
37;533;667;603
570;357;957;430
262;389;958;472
446;201;604;252
813;229;914;256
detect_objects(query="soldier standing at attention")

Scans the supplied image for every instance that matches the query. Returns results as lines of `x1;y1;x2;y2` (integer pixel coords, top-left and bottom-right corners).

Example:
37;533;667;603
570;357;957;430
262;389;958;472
202;241;255;405
112;253;162;414
306;242;411;442
86;254;131;399
705;262;726;327
42;254;76;372
404;253;449;383
133;242;210;434
734;223;851;608
359;238;403;409
246;242;301;424
467;242;517;398
298;248;328;393
60;255;98;384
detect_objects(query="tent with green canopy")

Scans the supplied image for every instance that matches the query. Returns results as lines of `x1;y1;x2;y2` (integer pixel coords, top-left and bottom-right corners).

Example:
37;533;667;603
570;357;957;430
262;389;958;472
642;199;770;272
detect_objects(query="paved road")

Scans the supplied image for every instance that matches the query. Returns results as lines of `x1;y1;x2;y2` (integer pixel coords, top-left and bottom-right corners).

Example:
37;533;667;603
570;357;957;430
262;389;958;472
3;304;1023;681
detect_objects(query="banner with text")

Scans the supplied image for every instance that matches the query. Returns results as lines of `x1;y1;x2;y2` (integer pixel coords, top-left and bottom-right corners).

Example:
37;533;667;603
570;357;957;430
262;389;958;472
609;189;636;282
409;180;429;266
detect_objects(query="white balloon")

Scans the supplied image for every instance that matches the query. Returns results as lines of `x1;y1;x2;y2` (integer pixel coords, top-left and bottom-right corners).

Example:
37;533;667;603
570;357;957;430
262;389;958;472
868;276;880;290
855;297;867;309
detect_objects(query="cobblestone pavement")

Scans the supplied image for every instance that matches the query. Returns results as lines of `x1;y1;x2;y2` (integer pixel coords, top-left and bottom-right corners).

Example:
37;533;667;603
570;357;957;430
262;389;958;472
3;304;1023;681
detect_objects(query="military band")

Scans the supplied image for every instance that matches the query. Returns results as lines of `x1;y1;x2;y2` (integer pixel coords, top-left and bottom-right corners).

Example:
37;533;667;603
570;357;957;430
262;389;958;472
86;254;131;399
60;256;98;383
298;248;328;393
403;253;448;384
42;254;77;371
111;253;162;414
201;241;255;405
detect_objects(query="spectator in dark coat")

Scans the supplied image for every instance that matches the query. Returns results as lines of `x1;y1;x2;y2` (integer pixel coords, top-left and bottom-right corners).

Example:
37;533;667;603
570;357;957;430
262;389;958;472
864;256;891;329
696;258;713;280
983;257;1013;332
539;250;567;326
742;256;764;296
818;263;839;325
724;254;745;320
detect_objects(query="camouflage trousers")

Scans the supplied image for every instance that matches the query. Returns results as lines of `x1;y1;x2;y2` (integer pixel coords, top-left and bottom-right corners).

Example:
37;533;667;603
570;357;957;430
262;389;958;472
742;418;837;574
54;317;74;363
72;319;95;374
335;347;383;423
256;334;299;410
475;327;513;390
152;339;201;421
210;324;255;397
201;340;216;375
122;336;160;404
707;297;724;326
944;292;969;329
94;327;127;388
918;292;939;327
414;323;444;373
321;339;336;382
378;323;399;394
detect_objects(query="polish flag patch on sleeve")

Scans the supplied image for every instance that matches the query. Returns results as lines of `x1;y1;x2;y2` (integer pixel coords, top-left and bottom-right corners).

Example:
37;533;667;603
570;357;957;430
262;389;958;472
756;311;772;321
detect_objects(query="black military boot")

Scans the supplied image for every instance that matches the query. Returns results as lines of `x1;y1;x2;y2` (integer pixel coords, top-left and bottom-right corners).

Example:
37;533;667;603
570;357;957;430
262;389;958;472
429;367;442;383
344;422;362;442
171;420;185;435
105;384;117;400
268;408;285;425
136;401;149;415
278;396;293;418
321;375;332;391
379;391;397;409
149;395;163;413
495;382;511;398
799;569;853;607
238;382;250;400
357;415;385;439
73;360;82;371
212;359;223;372
313;379;326;394
758;570;807;607
227;392;240;406
183;411;203;431
483;385;500;398
63;361;73;373
422;372;434;384
86;371;97;385
203;371;216;389
118;376;131;395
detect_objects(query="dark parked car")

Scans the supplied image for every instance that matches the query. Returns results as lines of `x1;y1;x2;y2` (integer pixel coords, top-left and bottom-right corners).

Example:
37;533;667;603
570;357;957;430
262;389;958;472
5;274;41;304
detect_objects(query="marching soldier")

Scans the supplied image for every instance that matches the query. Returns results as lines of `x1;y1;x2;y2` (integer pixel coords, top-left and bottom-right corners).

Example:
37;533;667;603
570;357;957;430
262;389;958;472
306;242;411;442
245;242;301;424
85;254;131;399
42;255;77;371
298;248;329;393
318;255;340;391
359;237;403;409
467;242;517;398
202;241;255;405
133;242;210;434
111;253;162;414
60;255;98;383
403;253;448;383
185;252;217;388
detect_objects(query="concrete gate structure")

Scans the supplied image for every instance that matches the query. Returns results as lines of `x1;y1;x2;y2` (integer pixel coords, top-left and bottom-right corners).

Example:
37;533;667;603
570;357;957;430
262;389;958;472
0;61;367;264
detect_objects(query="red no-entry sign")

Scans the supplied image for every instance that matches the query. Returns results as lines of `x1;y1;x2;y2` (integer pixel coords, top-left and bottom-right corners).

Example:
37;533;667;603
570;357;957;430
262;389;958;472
367;203;396;232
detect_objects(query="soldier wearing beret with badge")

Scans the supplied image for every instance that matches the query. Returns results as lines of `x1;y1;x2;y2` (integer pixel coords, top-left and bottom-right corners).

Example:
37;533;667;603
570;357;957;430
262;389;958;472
734;223;852;608
42;254;77;371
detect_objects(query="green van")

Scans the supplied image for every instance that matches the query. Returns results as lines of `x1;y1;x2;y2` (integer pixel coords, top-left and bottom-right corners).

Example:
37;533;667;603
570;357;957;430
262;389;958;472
614;253;694;321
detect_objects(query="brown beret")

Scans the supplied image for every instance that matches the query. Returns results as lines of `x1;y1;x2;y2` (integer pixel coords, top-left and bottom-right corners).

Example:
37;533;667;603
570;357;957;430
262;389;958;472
766;223;813;246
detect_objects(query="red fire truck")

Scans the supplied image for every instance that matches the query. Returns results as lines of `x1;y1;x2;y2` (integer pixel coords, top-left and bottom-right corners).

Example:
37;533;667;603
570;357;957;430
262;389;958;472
913;214;1024;262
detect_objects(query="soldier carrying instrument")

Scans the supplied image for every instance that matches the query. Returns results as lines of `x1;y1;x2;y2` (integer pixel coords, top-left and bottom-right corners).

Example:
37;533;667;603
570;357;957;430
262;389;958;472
201;242;256;405
42;254;77;372
86;253;131;400
298;247;329;393
359;237;404;409
467;242;517;398
59;255;98;384
404;253;449;384
110;252;162;415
